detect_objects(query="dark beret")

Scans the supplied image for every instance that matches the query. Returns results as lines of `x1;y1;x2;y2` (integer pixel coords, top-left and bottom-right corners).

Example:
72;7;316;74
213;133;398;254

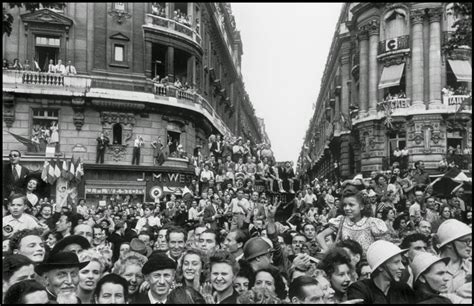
142;253;177;275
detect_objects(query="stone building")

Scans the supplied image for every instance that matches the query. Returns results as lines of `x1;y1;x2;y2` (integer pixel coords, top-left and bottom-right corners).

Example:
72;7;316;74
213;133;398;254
299;3;471;181
2;3;264;205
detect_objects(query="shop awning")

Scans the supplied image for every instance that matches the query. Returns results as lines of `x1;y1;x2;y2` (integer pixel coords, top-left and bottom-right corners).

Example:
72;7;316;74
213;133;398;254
448;59;472;82
378;63;405;89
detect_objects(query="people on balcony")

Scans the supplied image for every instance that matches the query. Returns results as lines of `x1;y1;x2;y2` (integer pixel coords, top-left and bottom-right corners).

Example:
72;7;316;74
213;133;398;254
151;3;165;17
23;60;31;71
12;58;23;70
65;60;77;75
47;59;56;73
3;58;9;69
174;78;183;89
55;59;66;74
384;90;406;102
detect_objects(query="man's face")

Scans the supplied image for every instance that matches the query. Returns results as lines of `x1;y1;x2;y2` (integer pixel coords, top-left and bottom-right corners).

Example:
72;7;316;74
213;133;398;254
303;225;316;240
415;192;423;203
144;208;152;217
292;235;307;254
330;264;352;294
453;234;472;259
426;198;435;210
223;231;240;254
138;234;151;248
382;254;405;282
295;284;325;304
121;264;144;295
74;224;93;244
26;179;38;191
359;265;372;280
17;235;45;263
200;232;218;254
417;221;432;236
9;151;21;164
168;232;185;259
56;215;70;232
63;243;83;255
146;269;175;298
45;267;80;295
211;263;234;293
9;198;26;218
93;228;106;246
420;261;450;293
5;264;35;288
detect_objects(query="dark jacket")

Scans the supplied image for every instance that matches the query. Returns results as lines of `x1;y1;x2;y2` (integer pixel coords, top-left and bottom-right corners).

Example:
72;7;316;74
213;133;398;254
414;282;453;304
3;162;30;198
347;278;415;304
219;289;240;304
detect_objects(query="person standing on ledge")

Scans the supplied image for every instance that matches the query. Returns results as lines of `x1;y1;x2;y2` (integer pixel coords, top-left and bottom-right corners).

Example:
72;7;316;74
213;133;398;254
96;132;109;164
132;135;144;165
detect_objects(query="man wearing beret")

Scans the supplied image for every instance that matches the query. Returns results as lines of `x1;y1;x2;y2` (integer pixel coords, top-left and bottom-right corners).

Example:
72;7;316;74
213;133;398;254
134;253;177;304
35;251;89;303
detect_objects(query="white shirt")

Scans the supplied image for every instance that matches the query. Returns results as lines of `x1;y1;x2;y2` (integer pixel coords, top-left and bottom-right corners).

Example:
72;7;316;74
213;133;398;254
409;202;421;217
65;65;77;75
147;290;167;304
3;213;40;238
230;197;250;214
135;215;161;233
188;207;201;221
303;193;317;205
134;138;144;148
56;63;66;74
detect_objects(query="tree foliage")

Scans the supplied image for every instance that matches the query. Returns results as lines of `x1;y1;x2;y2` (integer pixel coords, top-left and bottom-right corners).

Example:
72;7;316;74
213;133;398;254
3;3;66;36
443;2;472;53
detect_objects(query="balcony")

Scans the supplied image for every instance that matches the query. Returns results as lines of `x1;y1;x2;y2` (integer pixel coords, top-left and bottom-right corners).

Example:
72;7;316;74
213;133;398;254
443;94;472;109
377;98;411;113
378;35;409;55
144;14;201;47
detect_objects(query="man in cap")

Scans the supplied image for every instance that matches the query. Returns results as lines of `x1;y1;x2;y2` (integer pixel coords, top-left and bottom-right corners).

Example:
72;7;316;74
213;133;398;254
35;251;89;303
243;236;275;272
50;234;91;256
436;219;472;296
135;252;177;304
410;252;452;304
347;240;415;304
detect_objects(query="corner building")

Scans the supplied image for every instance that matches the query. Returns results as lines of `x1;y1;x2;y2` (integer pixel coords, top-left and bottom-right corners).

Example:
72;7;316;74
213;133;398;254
2;3;264;205
299;3;471;181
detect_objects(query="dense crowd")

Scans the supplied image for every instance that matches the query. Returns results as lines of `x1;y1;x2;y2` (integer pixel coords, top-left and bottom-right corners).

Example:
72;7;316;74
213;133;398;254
2;133;472;304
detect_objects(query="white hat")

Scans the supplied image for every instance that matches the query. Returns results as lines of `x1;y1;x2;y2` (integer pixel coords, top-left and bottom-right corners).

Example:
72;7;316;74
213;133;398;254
436;219;471;248
410;252;450;282
367;240;407;273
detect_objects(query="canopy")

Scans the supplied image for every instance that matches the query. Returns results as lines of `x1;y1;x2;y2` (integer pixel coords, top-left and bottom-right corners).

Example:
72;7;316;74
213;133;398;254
448;59;472;83
378;63;405;89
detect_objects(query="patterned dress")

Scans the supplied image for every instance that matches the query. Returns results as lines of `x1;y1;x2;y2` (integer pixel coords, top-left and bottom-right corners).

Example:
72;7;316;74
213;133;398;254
328;215;389;254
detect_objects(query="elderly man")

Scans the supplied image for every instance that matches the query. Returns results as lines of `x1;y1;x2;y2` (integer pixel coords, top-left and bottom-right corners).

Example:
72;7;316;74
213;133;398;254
35;251;89;303
135;253;177;304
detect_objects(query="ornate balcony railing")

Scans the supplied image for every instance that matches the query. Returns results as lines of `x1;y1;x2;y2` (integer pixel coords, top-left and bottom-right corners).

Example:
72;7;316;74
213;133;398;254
378;35;410;55
144;14;201;46
3;70;92;90
377;98;411;112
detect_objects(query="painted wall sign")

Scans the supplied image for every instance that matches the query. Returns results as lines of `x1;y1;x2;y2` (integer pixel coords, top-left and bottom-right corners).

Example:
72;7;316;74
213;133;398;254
72;144;87;152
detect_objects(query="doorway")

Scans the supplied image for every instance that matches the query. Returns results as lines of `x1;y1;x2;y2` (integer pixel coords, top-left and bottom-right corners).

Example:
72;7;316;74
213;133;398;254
36;46;59;72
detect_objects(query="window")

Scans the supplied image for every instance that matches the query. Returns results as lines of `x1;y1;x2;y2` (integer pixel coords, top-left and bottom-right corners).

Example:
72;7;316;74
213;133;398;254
36;36;60;47
31;109;60;153
114;45;124;62
387;131;406;167
114;3;125;11
113;124;123;145
167;131;181;157
383;9;407;39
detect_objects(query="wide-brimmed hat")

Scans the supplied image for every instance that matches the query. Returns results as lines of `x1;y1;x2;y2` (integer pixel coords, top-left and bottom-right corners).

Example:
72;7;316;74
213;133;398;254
35;251;89;275
130;238;147;256
410;252;450;282
367;240;407;273
50;235;91;256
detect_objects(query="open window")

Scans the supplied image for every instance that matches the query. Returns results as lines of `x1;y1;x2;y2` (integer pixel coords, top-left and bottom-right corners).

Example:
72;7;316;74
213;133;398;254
387;130;406;167
113;123;123;145
35;36;60;72
30;109;60;154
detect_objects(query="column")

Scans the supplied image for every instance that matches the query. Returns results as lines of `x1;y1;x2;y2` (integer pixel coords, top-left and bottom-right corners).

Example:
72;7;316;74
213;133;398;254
428;7;443;109
166;46;174;81
187;55;196;87
411;9;426;109
340;43;351;124
144;40;153;79
358;27;369;117
368;20;380;116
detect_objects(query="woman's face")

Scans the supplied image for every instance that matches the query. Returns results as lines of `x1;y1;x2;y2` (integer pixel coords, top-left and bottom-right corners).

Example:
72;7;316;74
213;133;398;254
254;271;276;294
27;179;38;191
442;207;451;219
378;176;386;185
121;264;144;295
343;196;362;220
79;261;102;291
387;209;395;221
316;274;335;304
96;282;126;304
182;253;202;282
46;234;57;248
119;243;130;259
234;276;250;295
41;206;52;219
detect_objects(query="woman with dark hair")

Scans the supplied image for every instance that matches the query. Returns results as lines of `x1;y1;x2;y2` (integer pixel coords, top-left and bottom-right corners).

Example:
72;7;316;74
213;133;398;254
373;173;389;201
234;259;255;296
393;212;413;239
36;204;54;229
3;279;49;304
93;273;128;304
381;206;400;243
43;230;63;250
250;267;287;300
316;181;389;255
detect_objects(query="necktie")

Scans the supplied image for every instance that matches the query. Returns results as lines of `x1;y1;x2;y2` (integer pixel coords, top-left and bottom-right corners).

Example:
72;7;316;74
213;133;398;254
68;66;71;72
12;165;19;181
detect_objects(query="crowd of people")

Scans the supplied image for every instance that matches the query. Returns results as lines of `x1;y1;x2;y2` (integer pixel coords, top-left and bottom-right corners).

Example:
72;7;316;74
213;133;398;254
442;85;471;96
2;131;472;304
3;57;77;75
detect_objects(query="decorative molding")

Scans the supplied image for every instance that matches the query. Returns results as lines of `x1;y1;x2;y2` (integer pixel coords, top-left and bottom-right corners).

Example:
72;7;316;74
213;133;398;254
109;32;130;41
91;99;145;111
162;115;188;129
410;9;425;25
446;49;472;61
20;8;73;27
380;54;408;67
427;7;443;23
366;19;380;36
100;112;136;127
357;26;369;41
71;98;86;131
108;8;131;25
107;144;128;162
3;93;16;128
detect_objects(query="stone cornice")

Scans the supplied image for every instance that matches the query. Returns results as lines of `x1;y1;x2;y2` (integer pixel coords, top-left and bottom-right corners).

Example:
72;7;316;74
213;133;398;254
357;26;369;40
427;7;443;23
91;99;146;111
366;19;380;36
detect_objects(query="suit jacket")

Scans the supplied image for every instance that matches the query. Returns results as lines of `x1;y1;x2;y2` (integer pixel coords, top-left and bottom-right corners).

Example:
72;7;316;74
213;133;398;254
96;136;110;150
202;203;218;230
131;292;151;304
3;162;30;198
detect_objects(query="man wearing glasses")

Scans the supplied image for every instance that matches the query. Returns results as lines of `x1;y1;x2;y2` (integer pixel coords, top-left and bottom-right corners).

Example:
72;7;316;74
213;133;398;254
3;150;30;199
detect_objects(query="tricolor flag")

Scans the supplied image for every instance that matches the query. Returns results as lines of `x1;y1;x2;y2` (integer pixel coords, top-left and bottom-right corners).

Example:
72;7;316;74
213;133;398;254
41;160;49;183
69;156;76;181
75;157;84;181
54;158;61;179
430;167;471;196
61;159;69;179
48;159;57;184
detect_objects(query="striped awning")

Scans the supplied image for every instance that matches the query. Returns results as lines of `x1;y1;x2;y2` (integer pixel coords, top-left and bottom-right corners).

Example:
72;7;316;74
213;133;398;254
448;59;472;82
378;63;405;89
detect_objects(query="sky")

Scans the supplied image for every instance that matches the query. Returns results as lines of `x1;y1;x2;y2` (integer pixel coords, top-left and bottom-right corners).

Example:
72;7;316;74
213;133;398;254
231;3;343;164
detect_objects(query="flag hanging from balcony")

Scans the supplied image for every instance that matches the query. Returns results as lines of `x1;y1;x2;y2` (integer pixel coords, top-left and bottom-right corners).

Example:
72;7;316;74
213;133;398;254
69;156;76;182
54;158;61;179
75;157;84;182
41;160;49;183
61;159;69;179
48;159;57;184
8;131;35;147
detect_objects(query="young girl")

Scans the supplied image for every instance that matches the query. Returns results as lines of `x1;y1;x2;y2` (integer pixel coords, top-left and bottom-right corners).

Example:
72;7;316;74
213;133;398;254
317;182;389;255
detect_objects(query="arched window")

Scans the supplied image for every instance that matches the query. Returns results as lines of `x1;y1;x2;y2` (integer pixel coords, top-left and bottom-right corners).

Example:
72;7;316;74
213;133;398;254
445;3;458;32
113;123;122;144
384;9;407;39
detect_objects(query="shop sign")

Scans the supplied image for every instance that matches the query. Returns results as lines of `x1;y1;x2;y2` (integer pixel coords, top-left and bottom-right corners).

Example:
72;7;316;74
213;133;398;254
86;187;144;194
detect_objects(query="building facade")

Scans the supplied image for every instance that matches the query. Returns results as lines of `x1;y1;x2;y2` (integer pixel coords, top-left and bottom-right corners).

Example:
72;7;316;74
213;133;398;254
2;3;264;205
299;3;471;181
